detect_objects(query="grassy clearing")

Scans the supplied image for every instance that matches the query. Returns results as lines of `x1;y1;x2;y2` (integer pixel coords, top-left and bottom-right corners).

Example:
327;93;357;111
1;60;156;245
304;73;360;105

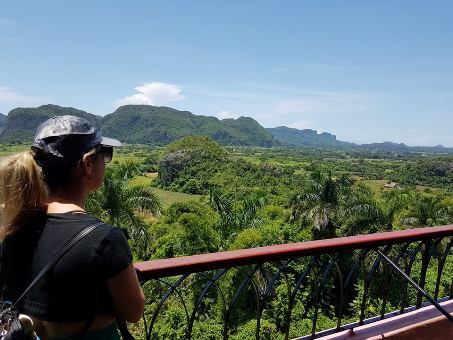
362;179;388;199
112;153;143;163
414;185;445;195
127;172;202;209
235;155;309;168
294;169;307;175
361;179;444;199
363;179;387;188
236;155;261;164
151;188;203;209
128;173;158;187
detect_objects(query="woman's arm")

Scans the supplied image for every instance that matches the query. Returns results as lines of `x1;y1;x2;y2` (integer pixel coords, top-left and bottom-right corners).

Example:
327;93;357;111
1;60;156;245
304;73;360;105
106;263;145;323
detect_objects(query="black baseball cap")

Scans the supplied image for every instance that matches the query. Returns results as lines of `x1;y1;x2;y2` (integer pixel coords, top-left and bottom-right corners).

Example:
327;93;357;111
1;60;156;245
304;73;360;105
32;115;121;166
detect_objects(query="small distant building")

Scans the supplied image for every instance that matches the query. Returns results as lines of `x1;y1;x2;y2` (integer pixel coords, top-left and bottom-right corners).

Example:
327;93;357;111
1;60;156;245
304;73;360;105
384;181;398;189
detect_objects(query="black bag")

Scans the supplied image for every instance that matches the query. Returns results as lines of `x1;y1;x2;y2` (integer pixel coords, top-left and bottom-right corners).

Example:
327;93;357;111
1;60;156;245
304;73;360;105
0;222;104;339
0;302;29;340
3;320;26;340
3;320;25;340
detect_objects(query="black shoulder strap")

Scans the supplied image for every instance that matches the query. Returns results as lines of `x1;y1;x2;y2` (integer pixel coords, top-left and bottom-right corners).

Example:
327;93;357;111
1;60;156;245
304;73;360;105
11;221;105;309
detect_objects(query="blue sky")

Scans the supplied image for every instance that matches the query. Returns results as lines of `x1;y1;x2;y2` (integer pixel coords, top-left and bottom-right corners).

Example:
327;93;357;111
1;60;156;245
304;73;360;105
1;1;452;146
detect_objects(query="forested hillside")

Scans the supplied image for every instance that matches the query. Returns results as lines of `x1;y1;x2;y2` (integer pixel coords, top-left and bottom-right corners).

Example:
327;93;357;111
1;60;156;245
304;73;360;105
268;126;352;148
0;104;100;142
101;105;274;146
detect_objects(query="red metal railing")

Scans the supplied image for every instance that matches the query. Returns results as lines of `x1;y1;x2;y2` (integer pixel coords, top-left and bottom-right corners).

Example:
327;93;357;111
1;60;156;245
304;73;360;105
132;225;453;340
135;225;453;280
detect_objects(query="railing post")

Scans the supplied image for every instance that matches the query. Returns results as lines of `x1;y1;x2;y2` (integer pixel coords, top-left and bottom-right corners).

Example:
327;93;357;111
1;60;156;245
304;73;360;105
334;260;344;331
417;240;432;308
284;256;318;340
223;265;261;340
435;238;453;299
380;249;393;319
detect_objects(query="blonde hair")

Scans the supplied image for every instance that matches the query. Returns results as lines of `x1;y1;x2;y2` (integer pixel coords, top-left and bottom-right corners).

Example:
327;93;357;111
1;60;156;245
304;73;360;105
0;151;47;241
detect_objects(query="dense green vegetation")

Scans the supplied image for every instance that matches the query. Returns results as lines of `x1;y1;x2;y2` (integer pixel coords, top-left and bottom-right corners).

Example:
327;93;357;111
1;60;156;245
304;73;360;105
388;157;453;188
3;129;453;338
86;138;453;338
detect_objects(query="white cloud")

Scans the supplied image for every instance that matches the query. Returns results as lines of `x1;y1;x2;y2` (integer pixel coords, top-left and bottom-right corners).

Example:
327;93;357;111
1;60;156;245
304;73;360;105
115;82;185;107
0;86;46;108
215;110;239;120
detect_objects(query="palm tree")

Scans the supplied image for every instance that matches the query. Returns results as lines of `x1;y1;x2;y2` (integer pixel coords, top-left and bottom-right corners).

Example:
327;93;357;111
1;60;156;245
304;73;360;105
290;171;351;235
86;161;161;259
209;189;266;240
373;190;411;230
291;171;382;238
400;193;447;227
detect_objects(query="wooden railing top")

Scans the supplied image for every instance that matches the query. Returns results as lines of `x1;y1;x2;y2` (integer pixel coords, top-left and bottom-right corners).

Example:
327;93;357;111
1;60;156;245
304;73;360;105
135;224;453;281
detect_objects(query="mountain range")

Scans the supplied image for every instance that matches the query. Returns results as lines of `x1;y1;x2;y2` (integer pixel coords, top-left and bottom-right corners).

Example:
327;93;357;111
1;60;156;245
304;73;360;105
1;104;452;154
266;126;453;154
268;126;353;148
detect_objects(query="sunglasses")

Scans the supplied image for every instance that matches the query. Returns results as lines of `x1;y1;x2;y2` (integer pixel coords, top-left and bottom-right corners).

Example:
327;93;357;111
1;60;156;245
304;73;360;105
92;146;114;163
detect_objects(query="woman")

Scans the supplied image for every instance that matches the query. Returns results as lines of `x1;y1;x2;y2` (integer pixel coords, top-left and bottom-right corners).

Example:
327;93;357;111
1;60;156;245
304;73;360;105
0;115;144;339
